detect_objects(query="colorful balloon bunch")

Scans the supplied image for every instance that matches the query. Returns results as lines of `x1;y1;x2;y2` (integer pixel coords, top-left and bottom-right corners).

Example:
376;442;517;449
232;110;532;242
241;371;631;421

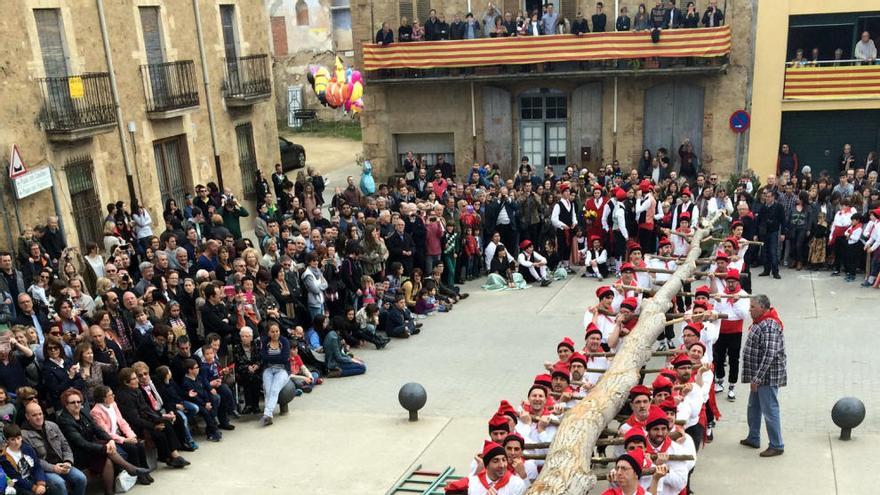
307;56;364;116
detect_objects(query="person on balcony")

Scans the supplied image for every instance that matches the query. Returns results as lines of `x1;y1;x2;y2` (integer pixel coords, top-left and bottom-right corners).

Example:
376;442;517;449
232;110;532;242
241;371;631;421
502;12;517;37
702;0;724;27
541;3;558;35
375;22;393;45
425;9;441;41
411;19;425;41
591;2;607;32
482;3;500;38
634;3;650;31
398;17;413;42
664;0;682;29
436;14;450;40
490;17;509;38
682;2;699;28
616;6;631;31
571;12;589;35
854;31;878;65
525;12;543;36
650;1;666;29
464;13;482;39
788;49;807;68
449;14;464;40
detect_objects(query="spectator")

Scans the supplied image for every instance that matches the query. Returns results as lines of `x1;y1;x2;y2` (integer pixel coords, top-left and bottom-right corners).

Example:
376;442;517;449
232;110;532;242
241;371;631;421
463;13;482;39
425;9;441;41
448;14;464;40
0;423;48;495
854;31;877;64
682;2;699;28
320;317;366;377
411;19;425;41
807;47;820;66
788;48;807;67
616;6;631;31
591;2;607;32
542;3;559;35
756;188;786;279
571;11;589;35
179;358;221;442
21;401;89;495
491;16;508;37
839;143;858;172
90;385;152;485
664;0;682;28
525;11;543;36
702;0;724;27
650;1;666;29
436;14;450;40
260;322;291;426
74;342;116;405
776;144;799;177
502;12;517;37
482;3;500;37
633;3;650;31
375;22;394;45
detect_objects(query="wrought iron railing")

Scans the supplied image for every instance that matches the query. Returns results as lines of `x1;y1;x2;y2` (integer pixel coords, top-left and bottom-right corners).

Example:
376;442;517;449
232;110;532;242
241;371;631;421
37;73;116;131
141;60;200;112
223;54;272;99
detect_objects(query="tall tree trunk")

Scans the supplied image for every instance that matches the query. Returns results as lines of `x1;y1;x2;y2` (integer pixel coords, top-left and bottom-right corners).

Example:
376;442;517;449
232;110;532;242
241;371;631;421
526;212;723;495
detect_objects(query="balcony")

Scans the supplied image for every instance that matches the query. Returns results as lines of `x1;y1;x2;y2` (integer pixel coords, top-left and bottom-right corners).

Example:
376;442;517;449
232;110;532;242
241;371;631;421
141;60;200;118
363;26;731;84
37;73;116;143
783;61;880;101
222;54;272;107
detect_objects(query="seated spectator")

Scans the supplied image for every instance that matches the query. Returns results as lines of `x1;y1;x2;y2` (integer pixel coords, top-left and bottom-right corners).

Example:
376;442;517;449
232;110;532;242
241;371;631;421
21;401;88;495
0;336;35;396
260;322;291;426
0;423;48;495
855;31;878;64
56;388;149;495
321;317;366;378
133;361;190;449
114;367;189;469
355;303;389;349
233;327;262;415
289;345;320;393
0;387;14;423
180;359;222;442
42;337;87;410
789;48;807;68
74;342;116;405
90;386;152;485
152;365;199;450
135;325;172;372
197;345;236;429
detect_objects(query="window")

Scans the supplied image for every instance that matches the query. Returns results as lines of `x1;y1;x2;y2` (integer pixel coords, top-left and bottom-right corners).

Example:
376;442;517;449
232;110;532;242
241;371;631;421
518;90;568;170
295;0;310;26
220;5;238;62
66;155;102;248
520;96;543;120
139;7;164;66
34;9;67;78
236;123;258;198
330;0;353;52
271;16;288;56
154;136;192;209
547;123;567;167
545;96;567;119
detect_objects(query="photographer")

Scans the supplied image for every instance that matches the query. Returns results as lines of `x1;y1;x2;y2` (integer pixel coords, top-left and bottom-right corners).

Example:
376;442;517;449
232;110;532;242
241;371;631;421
220;191;249;240
485;187;520;258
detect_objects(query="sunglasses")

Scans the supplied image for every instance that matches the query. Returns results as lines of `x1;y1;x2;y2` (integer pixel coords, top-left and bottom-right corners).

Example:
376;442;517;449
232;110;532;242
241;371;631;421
67;400;82;405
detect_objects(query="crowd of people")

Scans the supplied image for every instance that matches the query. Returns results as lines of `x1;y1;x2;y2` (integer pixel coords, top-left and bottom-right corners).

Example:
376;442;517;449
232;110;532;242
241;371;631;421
788;31;879;67
0;129;872;493
376;0;725;44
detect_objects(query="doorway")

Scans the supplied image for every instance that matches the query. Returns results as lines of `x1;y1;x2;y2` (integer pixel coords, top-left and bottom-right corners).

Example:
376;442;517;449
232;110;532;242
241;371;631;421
153;135;192;209
519;89;568;174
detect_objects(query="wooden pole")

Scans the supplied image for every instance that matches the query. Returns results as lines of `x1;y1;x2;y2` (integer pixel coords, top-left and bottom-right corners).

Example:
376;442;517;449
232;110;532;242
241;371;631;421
525;212;722;495
636;266;713;277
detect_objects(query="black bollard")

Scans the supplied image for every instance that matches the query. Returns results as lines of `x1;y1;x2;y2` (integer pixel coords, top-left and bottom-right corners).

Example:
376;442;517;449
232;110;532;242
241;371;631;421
831;397;866;441
398;382;427;421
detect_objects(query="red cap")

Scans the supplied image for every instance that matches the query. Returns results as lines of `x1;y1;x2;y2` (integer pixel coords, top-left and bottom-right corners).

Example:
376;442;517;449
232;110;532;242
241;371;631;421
619;447;650;478
639;179;653;193
651;375;674;396
481;440;507;464
496;400;518;421
533;374;553;389
680;187;692;197
620;262;636;273
557;337;576;352
620;297;639;312
585;323;602;338
623;427;648;447
658;237;672;248
872;208;880;218
488;414;510;432
725;268;741;280
671;353;693;368
659;368;678;381
519;239;533;250
646;405;670;430
589;235;602;244
629;385;652;401
615;188;627;201
627;240;642;252
596;285;613;299
659;397;678;413
695;285;711;297
551;363;571;381
679;211;692;221
559;182;570;193
568;352;587;366
683;321;703;335
593;183;604;191
714;250;730;262
724;236;740;249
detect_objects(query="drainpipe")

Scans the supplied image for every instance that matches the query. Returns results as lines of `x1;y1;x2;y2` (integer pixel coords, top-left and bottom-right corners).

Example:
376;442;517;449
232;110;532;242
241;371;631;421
96;0;137;204
737;0;758;174
612;78;618;162
192;0;224;190
471;83;477;163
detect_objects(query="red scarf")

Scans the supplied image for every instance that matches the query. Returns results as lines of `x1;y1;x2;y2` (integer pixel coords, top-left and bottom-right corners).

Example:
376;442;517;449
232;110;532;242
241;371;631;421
601;486;646;495
477;469;513;490
646;436;672;454
625;414;647;429
754;307;784;331
723;283;742;304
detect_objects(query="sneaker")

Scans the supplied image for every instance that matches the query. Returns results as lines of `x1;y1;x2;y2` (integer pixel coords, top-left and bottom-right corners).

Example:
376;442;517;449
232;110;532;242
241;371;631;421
727;389;736;401
656;341;668;351
831;271;841;276
261;415;273;426
219;423;236;431
714;382;724;393
705;427;714;443
581;272;589;278
597;276;604;282
861;281;873;287
207;433;222;442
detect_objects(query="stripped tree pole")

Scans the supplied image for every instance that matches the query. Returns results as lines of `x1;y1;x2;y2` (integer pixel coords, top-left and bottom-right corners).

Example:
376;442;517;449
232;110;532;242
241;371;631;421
525;211;723;495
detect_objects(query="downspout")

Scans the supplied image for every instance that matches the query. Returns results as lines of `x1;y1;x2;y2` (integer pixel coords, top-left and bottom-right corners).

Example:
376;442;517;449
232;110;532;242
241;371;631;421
738;0;758;174
612;0;620;163
192;0;224;189
471;83;477;163
96;0;136;204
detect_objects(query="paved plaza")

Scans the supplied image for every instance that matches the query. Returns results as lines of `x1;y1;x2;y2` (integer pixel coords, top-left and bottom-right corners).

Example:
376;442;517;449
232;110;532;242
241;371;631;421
155;263;876;494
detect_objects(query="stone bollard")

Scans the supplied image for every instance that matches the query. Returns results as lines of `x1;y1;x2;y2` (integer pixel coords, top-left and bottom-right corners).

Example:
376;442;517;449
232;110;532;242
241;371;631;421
831;397;866;441
398;382;427;422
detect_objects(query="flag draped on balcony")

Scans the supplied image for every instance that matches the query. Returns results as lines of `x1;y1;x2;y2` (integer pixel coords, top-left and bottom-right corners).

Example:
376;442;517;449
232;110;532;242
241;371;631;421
363;26;731;70
783;65;880;100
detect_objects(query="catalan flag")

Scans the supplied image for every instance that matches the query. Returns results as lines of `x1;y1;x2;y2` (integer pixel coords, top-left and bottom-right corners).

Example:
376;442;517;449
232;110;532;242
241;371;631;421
363;26;731;70
783;65;880;100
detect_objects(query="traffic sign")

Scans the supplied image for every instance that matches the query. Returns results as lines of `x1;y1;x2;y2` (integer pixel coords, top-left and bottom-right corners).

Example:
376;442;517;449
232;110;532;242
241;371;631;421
13;167;53;199
729;110;750;133
9;145;27;179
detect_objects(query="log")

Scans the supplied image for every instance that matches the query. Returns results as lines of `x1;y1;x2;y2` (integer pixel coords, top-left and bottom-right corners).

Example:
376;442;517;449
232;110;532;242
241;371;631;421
525;211;722;495
706;236;763;246
646;254;716;263
635;266;713;277
588;454;694;464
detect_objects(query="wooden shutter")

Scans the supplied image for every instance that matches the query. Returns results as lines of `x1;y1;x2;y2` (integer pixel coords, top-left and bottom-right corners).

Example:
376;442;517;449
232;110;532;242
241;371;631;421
399;0;414;24
415;0;430;22
34;9;67;77
139;7;164;66
560;0;577;28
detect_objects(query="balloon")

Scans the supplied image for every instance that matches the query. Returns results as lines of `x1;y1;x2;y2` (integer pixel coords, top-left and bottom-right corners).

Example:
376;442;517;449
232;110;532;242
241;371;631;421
306;71;315;89
344;98;352;113
351;98;364;114
335;56;346;84
343;80;353;103
346;67;353;82
350;81;363;103
313;67;330;95
350;70;363;86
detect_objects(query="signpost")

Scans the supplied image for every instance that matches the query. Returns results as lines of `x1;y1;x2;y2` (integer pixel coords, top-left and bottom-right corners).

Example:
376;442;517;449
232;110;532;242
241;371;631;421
13;167;53;199
9;145;27;179
729;109;751;133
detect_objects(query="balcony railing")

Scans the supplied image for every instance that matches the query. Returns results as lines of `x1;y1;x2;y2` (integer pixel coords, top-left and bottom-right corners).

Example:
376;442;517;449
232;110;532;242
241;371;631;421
222;54;272;105
141;60;200;115
783;60;880;101
38;73;116;140
364;26;731;82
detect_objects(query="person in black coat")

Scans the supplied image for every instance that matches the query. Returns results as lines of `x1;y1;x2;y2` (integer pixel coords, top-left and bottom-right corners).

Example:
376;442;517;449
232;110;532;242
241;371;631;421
114;367;188;468
755;190;786;279
591;2;607;32
56;389;149;495
425;10;441;40
42;339;87;410
12;294;52;341
485;191;520;258
338;244;364;307
571;12;590;35
135;325;172;372
701;0;724;27
616;8;632;31
199;285;234;343
664;0;683;28
384;296;417;338
232;328;262;415
386;219;415;275
180;358;221;441
375;22;394;45
449;14;465;39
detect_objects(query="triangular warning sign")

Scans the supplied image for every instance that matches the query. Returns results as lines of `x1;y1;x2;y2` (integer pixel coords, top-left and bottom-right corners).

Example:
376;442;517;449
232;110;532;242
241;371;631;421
9;145;27;179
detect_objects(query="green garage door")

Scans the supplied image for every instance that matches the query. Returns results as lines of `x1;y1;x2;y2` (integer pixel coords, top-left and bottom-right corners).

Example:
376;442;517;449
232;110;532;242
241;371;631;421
780;110;880;176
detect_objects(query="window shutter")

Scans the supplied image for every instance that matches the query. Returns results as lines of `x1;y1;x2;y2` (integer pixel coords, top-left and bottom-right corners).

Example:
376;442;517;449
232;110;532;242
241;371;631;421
560;0;577;28
399;0;414;23
415;0;430;23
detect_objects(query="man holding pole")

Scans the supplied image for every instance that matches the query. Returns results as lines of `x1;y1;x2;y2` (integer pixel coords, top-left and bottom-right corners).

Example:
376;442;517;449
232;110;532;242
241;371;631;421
740;294;786;457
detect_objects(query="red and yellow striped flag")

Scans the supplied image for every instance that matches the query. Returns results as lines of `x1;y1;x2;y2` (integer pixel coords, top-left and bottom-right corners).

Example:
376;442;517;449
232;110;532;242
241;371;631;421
783;65;880;100
363;26;731;70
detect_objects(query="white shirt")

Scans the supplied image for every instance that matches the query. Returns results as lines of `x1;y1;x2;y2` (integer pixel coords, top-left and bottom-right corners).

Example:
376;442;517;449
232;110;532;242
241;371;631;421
551;199;577;230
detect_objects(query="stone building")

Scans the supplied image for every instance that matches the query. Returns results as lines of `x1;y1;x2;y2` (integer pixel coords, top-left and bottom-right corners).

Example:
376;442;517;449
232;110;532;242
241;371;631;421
351;0;754;181
267;0;354;126
0;0;279;251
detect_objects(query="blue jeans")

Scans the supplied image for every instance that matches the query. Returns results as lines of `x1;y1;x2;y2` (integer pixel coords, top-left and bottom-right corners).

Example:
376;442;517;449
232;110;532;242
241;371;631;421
262;366;290;418
338;360;367;377
308;305;324;320
747;384;784;450
176;404;198;444
45;466;88;495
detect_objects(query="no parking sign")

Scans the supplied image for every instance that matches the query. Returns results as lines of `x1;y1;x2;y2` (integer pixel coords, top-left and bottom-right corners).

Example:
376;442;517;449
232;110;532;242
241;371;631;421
729;110;750;133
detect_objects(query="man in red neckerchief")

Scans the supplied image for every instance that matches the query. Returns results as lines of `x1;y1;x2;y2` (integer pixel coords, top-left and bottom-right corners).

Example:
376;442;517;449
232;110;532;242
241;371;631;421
608;297;639;352
458;441;527;495
603;447;667;495
712;268;750;402
644;406;690;495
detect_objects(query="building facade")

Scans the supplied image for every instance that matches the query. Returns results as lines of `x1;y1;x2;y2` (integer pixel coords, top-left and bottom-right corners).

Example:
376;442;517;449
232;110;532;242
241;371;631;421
0;0;280;251
351;0;754;181
267;0;354;126
748;1;880;179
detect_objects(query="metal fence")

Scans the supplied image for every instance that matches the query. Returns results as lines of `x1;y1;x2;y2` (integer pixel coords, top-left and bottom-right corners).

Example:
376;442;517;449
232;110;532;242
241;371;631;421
141;60;200;113
37;73;116;131
223;54;272;99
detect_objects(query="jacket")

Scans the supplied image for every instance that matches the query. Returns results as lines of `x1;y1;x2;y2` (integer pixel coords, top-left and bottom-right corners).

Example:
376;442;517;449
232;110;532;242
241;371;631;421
115;386;162;436
360;240;388;276
181;374;213;407
0;443;46;492
261;337;291;367
56;410;112;469
449;20;465;39
486;197;519;232
200;301;234;339
21;420;74;472
90;402;137;443
301;267;328;308
375;28;394;44
385;231;415;266
701;7;724;27
571;18;589;34
322;331;353;370
42;358;86;410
